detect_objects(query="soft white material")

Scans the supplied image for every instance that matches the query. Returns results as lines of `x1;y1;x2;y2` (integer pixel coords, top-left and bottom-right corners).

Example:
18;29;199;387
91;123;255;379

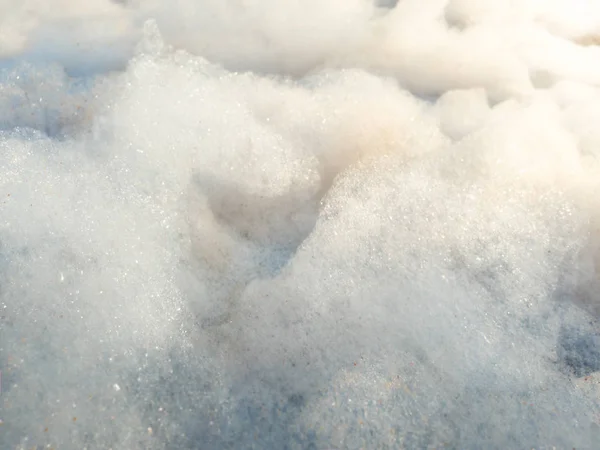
2;1;600;448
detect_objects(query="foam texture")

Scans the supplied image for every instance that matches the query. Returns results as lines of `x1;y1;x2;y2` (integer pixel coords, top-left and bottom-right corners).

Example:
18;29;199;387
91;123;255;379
2;1;600;448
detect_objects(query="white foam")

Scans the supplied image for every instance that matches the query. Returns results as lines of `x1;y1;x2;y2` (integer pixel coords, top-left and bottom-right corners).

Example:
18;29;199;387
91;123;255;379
2;1;600;448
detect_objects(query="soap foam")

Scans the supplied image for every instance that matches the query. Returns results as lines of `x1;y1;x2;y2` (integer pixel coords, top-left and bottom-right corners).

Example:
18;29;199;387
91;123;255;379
2;1;600;448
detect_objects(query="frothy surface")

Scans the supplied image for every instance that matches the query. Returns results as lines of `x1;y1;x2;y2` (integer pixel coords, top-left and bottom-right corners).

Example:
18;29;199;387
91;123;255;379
2;1;600;448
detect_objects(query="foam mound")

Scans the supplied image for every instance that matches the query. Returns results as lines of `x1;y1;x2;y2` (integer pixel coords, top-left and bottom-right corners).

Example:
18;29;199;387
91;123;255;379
2;1;600;448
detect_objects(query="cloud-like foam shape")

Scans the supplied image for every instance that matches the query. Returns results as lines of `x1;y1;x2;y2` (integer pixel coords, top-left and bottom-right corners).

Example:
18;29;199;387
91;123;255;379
2;1;600;448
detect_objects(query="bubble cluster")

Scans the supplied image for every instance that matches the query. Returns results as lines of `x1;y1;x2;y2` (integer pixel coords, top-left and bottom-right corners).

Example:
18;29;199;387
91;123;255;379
2;1;600;448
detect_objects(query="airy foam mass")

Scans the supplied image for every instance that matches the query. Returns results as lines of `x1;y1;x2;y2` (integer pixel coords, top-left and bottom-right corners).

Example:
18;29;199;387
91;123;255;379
2;1;600;448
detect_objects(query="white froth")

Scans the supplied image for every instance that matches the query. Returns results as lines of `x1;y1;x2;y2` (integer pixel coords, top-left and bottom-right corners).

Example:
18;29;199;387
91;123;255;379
2;1;600;449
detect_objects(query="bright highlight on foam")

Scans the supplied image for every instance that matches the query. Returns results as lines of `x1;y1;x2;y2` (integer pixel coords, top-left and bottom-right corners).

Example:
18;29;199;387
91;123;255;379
2;1;600;448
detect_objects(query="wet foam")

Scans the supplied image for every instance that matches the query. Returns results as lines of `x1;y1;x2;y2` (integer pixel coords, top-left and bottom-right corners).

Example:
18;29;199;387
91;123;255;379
2;1;600;448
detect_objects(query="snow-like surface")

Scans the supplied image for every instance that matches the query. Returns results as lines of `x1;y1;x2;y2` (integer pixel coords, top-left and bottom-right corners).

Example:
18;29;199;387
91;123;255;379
2;1;600;448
